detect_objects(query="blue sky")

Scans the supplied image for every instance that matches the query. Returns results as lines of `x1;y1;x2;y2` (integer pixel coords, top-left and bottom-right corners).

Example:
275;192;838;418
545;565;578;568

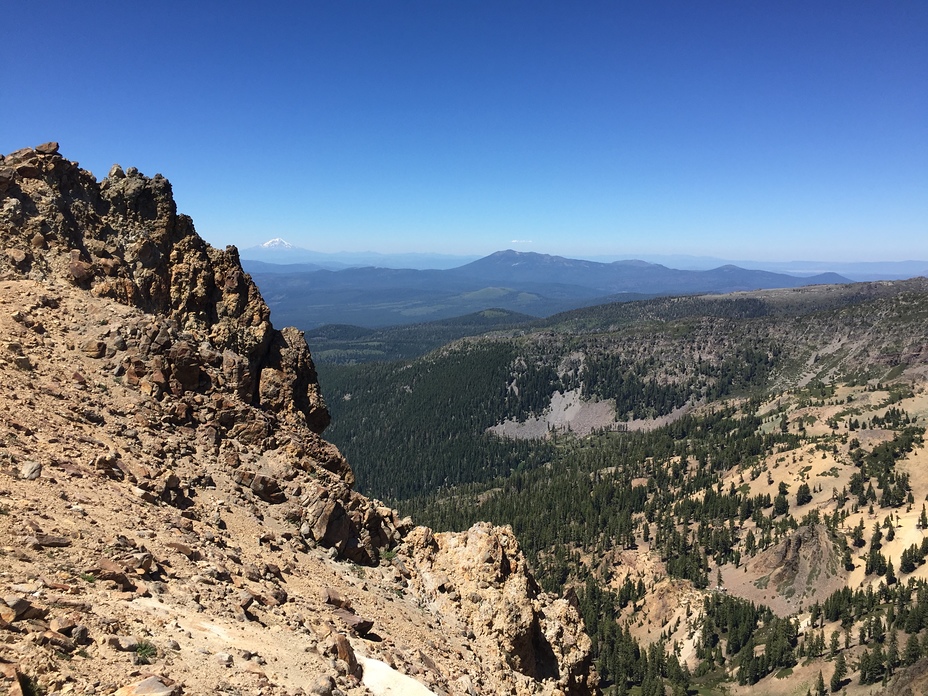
4;2;926;261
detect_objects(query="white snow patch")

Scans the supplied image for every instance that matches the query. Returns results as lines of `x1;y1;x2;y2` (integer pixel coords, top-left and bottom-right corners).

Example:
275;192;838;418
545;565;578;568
359;655;436;696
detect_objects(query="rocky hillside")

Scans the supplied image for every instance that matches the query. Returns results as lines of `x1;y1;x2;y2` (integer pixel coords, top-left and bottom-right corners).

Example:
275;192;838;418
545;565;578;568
0;143;597;696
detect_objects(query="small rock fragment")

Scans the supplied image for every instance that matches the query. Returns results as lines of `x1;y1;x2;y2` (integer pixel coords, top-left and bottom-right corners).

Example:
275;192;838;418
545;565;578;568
19;461;42;480
26;533;71;548
81;339;106;358
324;587;351;609
165;541;199;560
237;589;255;611
39;629;75;652
113;676;177;696
333;632;360;677
308;675;337;696
215;651;233;667
5;248;28;268
2;596;47;621
333;608;374;637
105;634;140;652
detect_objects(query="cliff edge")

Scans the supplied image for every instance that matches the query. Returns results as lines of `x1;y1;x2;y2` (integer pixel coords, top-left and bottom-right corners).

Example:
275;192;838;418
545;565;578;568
0;143;597;696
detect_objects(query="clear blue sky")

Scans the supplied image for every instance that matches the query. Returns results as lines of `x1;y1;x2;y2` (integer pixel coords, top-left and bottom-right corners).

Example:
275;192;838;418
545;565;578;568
4;1;926;262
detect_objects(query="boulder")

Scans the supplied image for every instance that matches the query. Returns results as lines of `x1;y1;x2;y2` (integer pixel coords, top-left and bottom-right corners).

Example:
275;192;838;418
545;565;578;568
113;676;177;696
18;461;41;480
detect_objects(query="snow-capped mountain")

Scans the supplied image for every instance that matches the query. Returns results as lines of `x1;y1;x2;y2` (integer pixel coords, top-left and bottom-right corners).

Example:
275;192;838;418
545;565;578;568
259;237;296;250
239;239;324;265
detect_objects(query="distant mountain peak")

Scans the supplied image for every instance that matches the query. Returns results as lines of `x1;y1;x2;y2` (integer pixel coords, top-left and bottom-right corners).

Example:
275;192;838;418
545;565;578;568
260;237;295;249
488;249;567;264
490;249;535;260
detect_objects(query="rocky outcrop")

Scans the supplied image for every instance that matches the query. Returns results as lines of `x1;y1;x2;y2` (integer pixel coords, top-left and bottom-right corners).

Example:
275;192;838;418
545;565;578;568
0;144;598;695
875;655;928;696
0;143;326;434
0;143;379;556
404;523;598;695
745;523;844;614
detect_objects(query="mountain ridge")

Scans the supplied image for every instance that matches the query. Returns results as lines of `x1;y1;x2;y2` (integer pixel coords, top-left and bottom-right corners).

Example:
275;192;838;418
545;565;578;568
245;249;852;330
240;240;480;271
240;241;928;280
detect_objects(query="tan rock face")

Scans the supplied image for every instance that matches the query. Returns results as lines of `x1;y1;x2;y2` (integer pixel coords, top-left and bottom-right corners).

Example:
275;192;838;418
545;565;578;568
0;144;598;696
404;523;598;695
0;146;326;433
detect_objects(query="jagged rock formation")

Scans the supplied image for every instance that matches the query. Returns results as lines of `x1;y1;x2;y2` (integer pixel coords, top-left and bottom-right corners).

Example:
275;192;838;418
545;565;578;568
742;524;844;614
403;524;597;695
2;144;329;427
0;144;598;695
0;142;397;562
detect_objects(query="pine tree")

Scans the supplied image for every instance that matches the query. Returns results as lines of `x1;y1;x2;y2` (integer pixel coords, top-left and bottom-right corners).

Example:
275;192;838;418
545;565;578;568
887;630;899;674
815;670;826;696
904;632;921;666
831;652;847;692
852;520;866;547
872;642;886;683
859;649;871;685
842;546;854;571
797;482;813;506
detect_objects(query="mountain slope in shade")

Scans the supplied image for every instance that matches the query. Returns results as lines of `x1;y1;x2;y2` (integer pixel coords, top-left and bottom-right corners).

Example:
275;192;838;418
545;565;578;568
452;250;850;293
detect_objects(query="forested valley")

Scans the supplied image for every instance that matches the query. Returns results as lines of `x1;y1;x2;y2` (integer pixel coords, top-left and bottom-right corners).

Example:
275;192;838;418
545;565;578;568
315;279;928;695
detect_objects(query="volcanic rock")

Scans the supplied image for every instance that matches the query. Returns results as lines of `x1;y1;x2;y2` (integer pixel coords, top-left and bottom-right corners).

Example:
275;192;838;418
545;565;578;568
0;144;599;696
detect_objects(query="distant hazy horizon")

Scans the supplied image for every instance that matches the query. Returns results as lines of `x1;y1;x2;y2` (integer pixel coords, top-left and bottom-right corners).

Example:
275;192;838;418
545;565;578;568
6;3;926;263
240;239;928;278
